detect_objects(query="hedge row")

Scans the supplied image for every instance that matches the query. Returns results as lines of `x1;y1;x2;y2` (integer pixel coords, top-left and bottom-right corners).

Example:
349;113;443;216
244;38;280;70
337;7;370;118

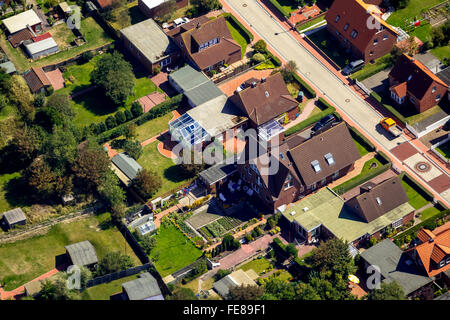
348;126;376;153
268;0;291;18
399;172;435;202
221;13;254;43
333;156;392;195
285;100;335;137
261;48;282;67
97;94;183;144
293;73;317;99
350;54;394;81
272;238;309;268
394;209;449;243
370;91;408;125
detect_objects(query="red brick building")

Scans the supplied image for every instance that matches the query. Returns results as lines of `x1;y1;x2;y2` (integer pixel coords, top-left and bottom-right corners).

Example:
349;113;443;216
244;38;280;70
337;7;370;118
238;122;361;212
167;16;241;73
389;54;448;113
325;0;398;63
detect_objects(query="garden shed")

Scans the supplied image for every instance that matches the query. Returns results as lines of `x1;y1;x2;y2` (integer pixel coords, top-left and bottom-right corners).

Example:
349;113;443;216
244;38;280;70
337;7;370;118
1;207;26;229
65;240;98;269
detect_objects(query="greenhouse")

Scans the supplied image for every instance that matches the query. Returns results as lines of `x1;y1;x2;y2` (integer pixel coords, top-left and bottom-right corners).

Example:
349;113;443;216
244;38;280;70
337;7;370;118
169;113;209;147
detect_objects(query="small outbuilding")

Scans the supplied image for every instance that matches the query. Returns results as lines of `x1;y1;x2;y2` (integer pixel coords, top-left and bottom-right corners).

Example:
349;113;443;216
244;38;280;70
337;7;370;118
24;37;59;60
58;2;73;17
65;240;98;269
121;272;164;300
111;153;143;187
23;67;52;93
1;207;26;229
24;280;44;297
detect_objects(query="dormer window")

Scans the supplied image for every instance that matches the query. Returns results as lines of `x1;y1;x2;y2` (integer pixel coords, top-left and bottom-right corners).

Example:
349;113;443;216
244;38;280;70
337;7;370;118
199;37;219;51
311;160;321;173
350;30;358;39
432;86;437;93
439;260;445;268
335;15;340;23
373;38;378;45
284;174;294;190
383;34;388;40
376;197;382;205
324;153;335;166
265;91;269;97
344;23;349;31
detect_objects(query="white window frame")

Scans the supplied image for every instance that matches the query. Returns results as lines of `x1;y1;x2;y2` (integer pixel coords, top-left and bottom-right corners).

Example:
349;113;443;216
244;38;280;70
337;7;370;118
160;57;171;67
392;218;403;229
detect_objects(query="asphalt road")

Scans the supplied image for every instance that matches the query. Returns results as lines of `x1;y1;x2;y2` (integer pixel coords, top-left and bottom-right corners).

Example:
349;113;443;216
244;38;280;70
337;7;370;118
224;0;450;205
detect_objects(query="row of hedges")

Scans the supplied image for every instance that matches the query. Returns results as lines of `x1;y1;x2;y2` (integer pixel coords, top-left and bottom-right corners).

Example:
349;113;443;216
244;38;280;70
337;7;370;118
394;209;449;244
284;98;335;136
268;0;291;18
221;13;254;43
333;154;392;195
350;54;394;81
272;238;309;269
96;94;183;144
370;91;408;125
262;48;282;67
399;172;435;202
348;126;376;152
293;73;317;99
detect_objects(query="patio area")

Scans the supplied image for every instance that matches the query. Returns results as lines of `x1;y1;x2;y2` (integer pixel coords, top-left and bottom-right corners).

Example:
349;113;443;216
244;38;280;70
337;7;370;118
45;68;65;90
137;91;167;113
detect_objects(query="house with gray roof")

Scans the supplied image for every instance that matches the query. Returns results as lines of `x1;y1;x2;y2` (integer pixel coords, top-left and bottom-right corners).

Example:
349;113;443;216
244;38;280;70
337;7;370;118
120;18;180;74
65;240;98;269
121;272;164;300
111;153;143;187
1;208;26;229
360;239;434;299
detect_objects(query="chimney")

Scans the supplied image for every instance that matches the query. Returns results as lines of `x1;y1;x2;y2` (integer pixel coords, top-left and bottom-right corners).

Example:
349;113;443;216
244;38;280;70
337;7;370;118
251;82;257;88
261;77;266;83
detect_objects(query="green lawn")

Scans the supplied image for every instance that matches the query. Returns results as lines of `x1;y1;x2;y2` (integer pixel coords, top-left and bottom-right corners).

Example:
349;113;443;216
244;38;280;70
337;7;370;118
307;28;349;69
239;257;271;275
226;21;248;58
274;0;298;14
431;45;450;62
386;0;443;27
297;15;326;32
419;206;441;221
401;180;429;210
0;171;22;213
333;157;383;192
138;141;191;198
0;212;140;291
353;138;370;157
350;54;394;81
149;223;202;277
435;141;450;160
61;55;102;94
0;17;113;72
135;112;173;143
81;273;140;300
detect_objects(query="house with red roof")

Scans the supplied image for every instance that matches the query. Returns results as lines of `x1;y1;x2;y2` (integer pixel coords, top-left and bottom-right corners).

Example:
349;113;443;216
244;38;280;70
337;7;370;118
409;222;450;278
389;54;448;113
325;0;398;63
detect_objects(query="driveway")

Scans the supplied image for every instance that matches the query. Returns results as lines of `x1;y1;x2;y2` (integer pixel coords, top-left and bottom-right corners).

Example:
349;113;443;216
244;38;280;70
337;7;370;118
361;68;392;94
222;0;450;206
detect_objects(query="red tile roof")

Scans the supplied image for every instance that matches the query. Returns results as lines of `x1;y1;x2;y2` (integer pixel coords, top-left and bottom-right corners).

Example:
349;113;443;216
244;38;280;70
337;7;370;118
96;0;113;9
8;28;33;48
390;82;407;98
32;32;51;42
389;54;449;100
23;67;51;93
415;222;450;277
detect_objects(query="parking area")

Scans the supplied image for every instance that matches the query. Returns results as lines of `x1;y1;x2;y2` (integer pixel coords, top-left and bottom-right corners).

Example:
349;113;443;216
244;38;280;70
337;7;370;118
361;68;391;94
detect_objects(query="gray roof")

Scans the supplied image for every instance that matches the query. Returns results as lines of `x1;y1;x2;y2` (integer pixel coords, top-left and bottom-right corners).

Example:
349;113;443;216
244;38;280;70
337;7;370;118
437;67;450;89
213;274;237;298
199;161;237;185
434;292;450;300
169;65;210;92
112;153;143;180
24;37;58;55
65;240;98;267
0;61;16;74
122;272;163;300
360;239;433;295
184;80;223;106
120;19;178;64
2;208;26;225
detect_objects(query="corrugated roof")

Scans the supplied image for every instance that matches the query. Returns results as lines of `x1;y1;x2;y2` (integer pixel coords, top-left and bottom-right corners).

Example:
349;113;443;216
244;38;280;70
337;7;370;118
168;65;210;92
360;239;432;295
122;272;163;300
2;208;26;225
2;9;42;34
24;37;58;55
120;19;178;64
111;153;143;180
65;240;98;266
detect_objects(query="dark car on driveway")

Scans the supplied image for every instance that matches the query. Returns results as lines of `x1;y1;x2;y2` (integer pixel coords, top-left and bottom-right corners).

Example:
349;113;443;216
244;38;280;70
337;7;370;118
342;59;365;76
311;114;339;136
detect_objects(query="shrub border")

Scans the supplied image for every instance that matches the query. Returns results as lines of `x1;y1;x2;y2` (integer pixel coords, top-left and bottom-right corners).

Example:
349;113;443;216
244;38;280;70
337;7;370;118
268;0;291;18
221;13;254;43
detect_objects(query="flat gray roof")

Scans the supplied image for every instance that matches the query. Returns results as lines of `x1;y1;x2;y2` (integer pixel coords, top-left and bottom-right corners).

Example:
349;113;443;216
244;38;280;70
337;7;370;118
184;80;223;106
361;239;433;295
199;160;237;185
65;240;98;267
2;208;26;225
169;65;210;92
122;272;163;300
112;153;143;181
120;19;177;64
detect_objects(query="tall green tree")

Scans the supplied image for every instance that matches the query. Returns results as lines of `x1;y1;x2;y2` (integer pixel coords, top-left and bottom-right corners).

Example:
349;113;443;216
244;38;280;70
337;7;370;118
366;281;406;300
41;126;78;172
96;251;134;276
229;284;265;300
91;52;135;106
73;141;110;190
133;168;162;199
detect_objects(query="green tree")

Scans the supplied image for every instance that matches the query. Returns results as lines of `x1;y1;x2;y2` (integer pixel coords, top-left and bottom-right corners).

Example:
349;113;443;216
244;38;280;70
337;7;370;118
280;60;298;83
115;110;126;124
123;139;142;160
140;234;157;254
91;52;135;106
228;284;265;300
167;287;198;300
130;101;143;117
133;168;162;199
105;116;117;129
46;92;75;119
222;234;240;251
25;157;57;200
97;171;126;218
254;39;267;53
41;126;78;172
190;0;221;15
286;243;298;258
96;251;134;276
366;281;406;300
72;141;110;190
10;75;35;122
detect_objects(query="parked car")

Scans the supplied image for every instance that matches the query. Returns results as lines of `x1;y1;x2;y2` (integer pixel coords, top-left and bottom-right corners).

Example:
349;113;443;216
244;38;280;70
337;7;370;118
174;17;190;27
311;114;339;135
342;59;365;75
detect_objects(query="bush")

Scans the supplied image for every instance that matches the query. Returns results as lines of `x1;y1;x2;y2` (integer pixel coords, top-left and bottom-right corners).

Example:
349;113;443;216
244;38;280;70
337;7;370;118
81;51;94;64
124;109;133;121
105;116;117;129
252;52;266;63
130;101;143;118
115;110;126;124
253;40;267;53
292;73;316;98
97;122;107;133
